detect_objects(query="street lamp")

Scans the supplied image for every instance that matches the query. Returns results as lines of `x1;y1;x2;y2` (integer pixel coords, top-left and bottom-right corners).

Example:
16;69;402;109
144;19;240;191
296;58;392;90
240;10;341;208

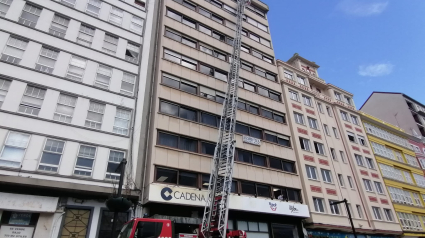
330;198;357;238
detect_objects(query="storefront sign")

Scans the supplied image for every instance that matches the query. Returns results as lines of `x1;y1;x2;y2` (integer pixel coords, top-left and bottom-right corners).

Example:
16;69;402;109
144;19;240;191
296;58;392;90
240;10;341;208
9;213;32;225
0;192;58;212
307;230;395;238
149;184;310;218
242;135;261;146
0;225;34;238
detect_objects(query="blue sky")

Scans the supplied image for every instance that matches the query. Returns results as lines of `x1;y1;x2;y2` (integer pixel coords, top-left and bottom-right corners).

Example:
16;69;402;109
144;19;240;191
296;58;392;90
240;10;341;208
263;0;425;108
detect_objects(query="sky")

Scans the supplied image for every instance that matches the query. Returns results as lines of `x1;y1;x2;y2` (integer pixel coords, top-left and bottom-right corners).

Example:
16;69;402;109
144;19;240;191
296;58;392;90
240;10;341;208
263;0;425;108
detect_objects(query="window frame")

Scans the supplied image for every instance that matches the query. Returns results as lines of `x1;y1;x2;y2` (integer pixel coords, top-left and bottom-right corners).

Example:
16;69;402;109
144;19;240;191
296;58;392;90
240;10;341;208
306;165;318;180
73;144;97;177
321;169;333;183
0;131;31;168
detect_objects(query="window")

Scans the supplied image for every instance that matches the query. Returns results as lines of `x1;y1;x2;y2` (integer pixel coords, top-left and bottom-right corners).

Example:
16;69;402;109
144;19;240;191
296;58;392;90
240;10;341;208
94;65;112;89
308;117;318;130
0;79;11;107
74;145;96;176
333;127;339;138
66;56;87;81
317;103;323;113
246;17;267;32
363;179;373;192
340;111;349;121
412;193;422;207
1;37;28;64
299;138;310;151
0;131;30;168
326;106;332;117
348;176;354;189
321;169;332;183
156;167;178;184
371;142;396;160
38;139;65;172
364;122;410;148
344;96;352;105
130;16;144;34
113;109;131;135
405;154;420;168
366;158;375;169
302;95;312;106
294;112;304;125
49;15;69;38
334;92;341;101
306;165;318;180
264;132;291;147
413;173;425;188
19;4;41;27
235;123;261;139
323;124;330;136
0;0;13;17
314;142;325;155
86;0;101;16
102;34;118;54
160;101;197;122
398;212;422;230
356;205;363;218
351;115;359;125
330;148;337;160
340;151;346;163
329;200;341;215
382;209;393;221
200;86;225;104
404;171;414;184
374;181;384;194
338;174;345;187
85;101;105;129
355;154;364;167
158;132;198;153
357;135;366;146
35;47;58;74
77;24;95;47
121;73;136;96
109;7;123;26
284;70;293;80
297;76;305;85
372;207;382;220
289;90;299;101
201;112;219;127
201;142;215;155
61;0;75;7
106;150;125;180
19;86;45;116
54;94;76;123
313;197;325;213
347;131;356;143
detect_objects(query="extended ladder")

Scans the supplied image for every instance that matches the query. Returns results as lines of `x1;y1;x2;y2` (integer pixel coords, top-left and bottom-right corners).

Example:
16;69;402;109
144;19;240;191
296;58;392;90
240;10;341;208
201;0;251;238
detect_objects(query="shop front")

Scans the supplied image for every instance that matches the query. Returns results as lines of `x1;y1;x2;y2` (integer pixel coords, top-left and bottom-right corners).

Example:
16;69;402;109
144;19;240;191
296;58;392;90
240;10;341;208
307;230;399;238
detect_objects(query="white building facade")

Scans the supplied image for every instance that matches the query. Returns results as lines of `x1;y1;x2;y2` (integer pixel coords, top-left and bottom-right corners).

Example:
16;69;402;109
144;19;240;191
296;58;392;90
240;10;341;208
0;0;158;236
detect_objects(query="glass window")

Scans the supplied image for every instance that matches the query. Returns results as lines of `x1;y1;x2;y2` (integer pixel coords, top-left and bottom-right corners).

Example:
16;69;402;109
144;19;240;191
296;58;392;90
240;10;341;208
113;109;131;135
299;138;310;151
199;25;212;35
125;43;140;63
0;132;30;168
38;139;65;172
201;112;218;127
19;86;45;116
372;207;382;220
0;0;13;17
238;150;251;163
77;24;95;47
256;184;270;197
329;200;340;215
158;132;178;148
179;171;197;187
74;145;96;176
54;94;76;123
1;37;28;64
19;4;41;27
49;14;69;38
306;165;317;180
106;150;125;180
109;7;123;26
200;64;213;76
313;197;325;212
182;16;196;28
201;142;215;155
179;107;197;121
363;179;373;191
86;0;102;16
156;168;177;183
314;142;325;155
0;79;11;107
167;9;181;21
178;136;197;152
199;7;211;18
85;101;105;129
130;15;144;34
248;104;259;115
35;47;58;74
94;65;112;89
241;182;256;195
252;154;266;167
102;34;118;54
182;37;196;48
66;56;87;81
165;29;181;42
321;169;332;183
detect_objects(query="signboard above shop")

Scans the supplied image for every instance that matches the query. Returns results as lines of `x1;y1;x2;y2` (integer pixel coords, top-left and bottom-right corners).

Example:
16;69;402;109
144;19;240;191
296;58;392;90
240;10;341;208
0;192;58;213
148;184;310;218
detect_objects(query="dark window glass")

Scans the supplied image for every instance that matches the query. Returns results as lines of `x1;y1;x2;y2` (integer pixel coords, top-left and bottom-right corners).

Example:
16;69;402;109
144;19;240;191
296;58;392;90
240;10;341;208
248;105;259;114
160;101;179;116
199;25;212;35
156;168;177;183
179;107;197;121
181;82;197;94
278;137;290;147
202;174;210;188
167;10;182;21
211;14;223;24
210;0;222;8
202;142;215;155
266;73;276;81
182;37;196;48
214;70;227;81
252;154;266;167
214;51;226;61
216;95;225;104
257;87;269;97
179;171;197;187
183;0;196;10
158;132;178;148
273;113;285;123
287;188;300;202
236;123;249;135
265;133;277;143
237;101;246;110
238;150;251;163
256;184;270;197
241;182;256;195
241;63;252;71
226;37;234;45
282;161;295;173
201;113;218;127
200;64;213;76
165;30;181;41
270;92;280;101
269;157;282;170
241;30;248;36
241;45;250;53
179;137;198;152
250;128;262;139
182;17;196;28
163;75;180;88
261;109;273;119
199;8;211;18
212;31;225;41
255;68;266;77
263;56;273;64
252;50;262;58
243;82;255;92
273;187;286;200
231;181;237;193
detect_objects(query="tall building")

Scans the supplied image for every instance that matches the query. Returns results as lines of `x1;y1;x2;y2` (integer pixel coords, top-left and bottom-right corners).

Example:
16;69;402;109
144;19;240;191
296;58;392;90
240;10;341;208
0;0;157;236
277;54;402;237
140;0;309;237
359;111;425;237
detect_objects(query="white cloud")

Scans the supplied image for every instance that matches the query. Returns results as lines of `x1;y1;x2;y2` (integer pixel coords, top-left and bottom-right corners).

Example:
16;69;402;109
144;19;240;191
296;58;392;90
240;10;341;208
358;63;393;77
337;0;388;17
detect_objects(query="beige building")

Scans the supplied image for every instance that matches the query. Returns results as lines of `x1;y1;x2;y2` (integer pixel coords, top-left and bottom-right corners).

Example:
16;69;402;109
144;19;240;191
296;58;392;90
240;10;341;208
139;0;309;237
277;54;402;237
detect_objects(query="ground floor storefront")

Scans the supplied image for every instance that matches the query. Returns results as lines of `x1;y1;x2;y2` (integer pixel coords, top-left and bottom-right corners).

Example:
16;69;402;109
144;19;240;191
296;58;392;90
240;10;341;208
307;229;400;238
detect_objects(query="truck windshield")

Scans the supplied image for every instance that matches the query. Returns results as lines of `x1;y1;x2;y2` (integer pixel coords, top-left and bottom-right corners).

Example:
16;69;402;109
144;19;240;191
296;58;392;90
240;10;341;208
117;221;134;238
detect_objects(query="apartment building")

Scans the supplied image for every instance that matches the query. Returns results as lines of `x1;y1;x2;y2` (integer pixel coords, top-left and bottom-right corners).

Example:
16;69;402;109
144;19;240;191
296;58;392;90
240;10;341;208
360;111;425;237
0;0;157;236
139;0;309;237
277;54;401;237
409;139;425;172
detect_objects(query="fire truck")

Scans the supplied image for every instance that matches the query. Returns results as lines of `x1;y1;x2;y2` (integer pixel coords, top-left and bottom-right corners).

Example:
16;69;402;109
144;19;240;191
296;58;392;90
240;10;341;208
116;0;250;237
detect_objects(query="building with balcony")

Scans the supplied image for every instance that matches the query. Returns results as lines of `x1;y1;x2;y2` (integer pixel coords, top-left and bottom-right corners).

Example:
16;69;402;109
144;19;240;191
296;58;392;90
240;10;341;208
0;0;157;236
138;0;309;237
359;111;425;237
277;54;401;237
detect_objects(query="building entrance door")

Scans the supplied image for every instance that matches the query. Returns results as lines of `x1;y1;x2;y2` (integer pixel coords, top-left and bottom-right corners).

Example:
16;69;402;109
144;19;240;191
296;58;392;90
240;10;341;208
271;224;298;238
60;209;91;238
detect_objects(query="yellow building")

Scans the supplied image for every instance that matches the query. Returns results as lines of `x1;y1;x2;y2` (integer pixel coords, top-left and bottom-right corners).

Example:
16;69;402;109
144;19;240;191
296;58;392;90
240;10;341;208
360;112;425;237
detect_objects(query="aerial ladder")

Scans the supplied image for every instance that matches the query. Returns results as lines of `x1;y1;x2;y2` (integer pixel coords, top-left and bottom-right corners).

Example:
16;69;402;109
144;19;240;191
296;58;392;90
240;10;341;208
201;0;251;238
